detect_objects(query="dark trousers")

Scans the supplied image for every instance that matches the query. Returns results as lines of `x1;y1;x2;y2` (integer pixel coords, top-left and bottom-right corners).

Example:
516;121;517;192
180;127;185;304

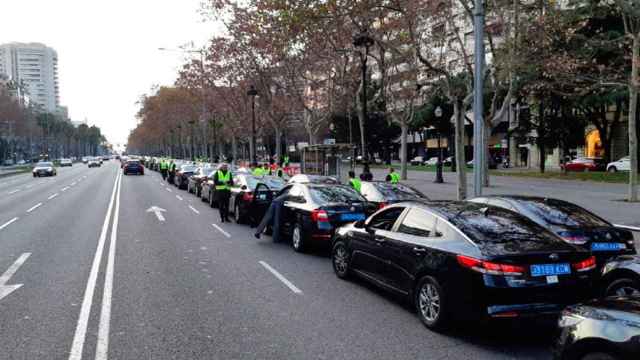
161;169;167;179
217;190;231;221
255;198;284;242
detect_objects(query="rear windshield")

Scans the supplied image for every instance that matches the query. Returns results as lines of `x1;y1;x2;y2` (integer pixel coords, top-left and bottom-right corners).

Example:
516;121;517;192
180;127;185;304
372;183;426;201
310;186;364;204
518;199;609;228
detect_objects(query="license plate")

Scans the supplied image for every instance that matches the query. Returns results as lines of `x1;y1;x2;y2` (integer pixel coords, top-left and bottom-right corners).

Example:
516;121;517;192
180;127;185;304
530;263;571;277
591;242;625;251
340;213;365;221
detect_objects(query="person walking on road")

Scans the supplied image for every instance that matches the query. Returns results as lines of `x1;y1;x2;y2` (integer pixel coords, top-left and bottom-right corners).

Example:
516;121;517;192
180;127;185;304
386;167;400;184
254;192;287;243
213;163;234;223
160;159;168;180
167;160;176;184
348;170;361;193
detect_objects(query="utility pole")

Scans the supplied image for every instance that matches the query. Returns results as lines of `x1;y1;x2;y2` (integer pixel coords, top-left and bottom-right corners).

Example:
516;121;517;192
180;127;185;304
473;0;486;197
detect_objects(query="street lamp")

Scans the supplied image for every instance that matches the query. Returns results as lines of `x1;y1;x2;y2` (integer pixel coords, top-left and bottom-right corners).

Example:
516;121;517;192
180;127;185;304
353;30;374;168
247;85;258;165
434;106;444;183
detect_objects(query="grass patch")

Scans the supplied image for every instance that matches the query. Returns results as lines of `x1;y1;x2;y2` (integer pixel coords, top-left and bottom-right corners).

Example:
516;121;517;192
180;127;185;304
491;170;630;183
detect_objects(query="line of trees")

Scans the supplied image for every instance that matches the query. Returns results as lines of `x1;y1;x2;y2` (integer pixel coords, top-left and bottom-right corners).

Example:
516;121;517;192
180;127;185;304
0;81;107;163
127;0;639;201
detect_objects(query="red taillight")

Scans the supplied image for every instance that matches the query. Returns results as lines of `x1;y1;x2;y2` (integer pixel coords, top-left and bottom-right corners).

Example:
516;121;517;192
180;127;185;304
492;312;519;318
311;209;330;222
457;255;525;276
378;202;388;209
243;192;254;202
572;256;596;272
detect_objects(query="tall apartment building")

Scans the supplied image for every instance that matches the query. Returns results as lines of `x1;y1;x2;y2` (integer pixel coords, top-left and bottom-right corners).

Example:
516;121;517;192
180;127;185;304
0;42;60;112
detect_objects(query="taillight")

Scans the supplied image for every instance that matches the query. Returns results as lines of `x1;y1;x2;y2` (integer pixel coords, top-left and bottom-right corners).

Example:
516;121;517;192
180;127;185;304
457;255;525;276
311;209;330;222
558;231;589;245
378;202;388;209
243;192;254;202
572;256;596;272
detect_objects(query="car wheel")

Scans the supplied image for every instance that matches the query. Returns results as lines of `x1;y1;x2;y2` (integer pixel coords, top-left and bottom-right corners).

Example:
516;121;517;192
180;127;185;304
332;241;351;279
292;223;305;253
605;277;640;297
201;191;207;202
580;352;617;360
608;166;617;173
209;193;215;208
234;203;243;224
415;276;450;331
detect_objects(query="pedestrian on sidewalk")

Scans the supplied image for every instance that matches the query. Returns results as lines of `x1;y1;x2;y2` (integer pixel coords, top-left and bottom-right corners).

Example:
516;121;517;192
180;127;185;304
386;167;400;184
348;171;361;193
213;163;234;223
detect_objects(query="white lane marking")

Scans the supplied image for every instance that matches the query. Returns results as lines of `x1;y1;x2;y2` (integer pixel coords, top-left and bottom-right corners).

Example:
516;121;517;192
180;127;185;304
61;186;70;192
614;224;640;232
70;182;77;186
26;203;42;213
165;188;172;192
95;170;122;360
0;217;19;230
188;205;200;214
176;195;183;201
68;172;121;360
48;193;59;200
0;253;31;302
8;189;20;195
259;261;303;295
211;223;231;238
146;206;166;222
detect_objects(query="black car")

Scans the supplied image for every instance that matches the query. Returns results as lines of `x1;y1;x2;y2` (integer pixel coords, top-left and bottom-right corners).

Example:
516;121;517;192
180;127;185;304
554;296;640;360
331;201;598;330
359;181;429;209
187;165;214;197
32;162;56;177
261;183;368;252
123;159;144;175
174;164;198;190
229;174;287;224
468;196;638;296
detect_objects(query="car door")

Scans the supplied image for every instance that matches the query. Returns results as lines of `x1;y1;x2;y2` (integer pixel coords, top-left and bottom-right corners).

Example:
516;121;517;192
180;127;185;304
281;185;306;235
350;207;405;284
252;182;273;222
383;208;443;294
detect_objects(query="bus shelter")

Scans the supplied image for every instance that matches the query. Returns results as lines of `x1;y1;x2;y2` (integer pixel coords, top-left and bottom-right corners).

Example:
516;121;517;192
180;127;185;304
301;144;355;183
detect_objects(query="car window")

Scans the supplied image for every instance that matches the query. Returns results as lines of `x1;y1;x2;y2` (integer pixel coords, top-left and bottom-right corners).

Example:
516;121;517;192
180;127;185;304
309;186;365;204
372;182;427;201
367;207;405;231
261;176;286;190
398;208;440;237
288;185;304;198
519;199;609;228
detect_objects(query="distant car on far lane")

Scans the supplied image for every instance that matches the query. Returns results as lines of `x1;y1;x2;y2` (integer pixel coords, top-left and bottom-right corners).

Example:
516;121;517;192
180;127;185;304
60;158;72;167
123;159;144;175
88;157;101;168
32;161;56;177
607;156;630;173
562;157;606;172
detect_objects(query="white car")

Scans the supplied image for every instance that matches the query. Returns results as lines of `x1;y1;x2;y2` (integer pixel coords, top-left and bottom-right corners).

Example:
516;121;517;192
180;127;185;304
410;156;425;166
60;158;73;167
424;157;439;166
607;156;630;172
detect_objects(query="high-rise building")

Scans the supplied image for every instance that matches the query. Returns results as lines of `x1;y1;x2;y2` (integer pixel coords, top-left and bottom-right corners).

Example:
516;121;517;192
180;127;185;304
0;42;59;112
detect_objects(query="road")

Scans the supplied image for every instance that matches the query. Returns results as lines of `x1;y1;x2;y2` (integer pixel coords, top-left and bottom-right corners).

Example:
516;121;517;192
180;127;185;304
0;162;588;360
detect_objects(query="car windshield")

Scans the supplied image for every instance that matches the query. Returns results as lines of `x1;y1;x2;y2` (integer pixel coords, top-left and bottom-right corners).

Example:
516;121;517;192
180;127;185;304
181;165;197;172
309;186;365;204
518;198;609;228
36;162;53;167
260;176;286;190
372;182;427;201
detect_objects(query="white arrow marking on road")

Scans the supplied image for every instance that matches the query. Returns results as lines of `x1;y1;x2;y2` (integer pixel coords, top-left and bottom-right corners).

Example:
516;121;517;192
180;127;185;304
0;253;31;302
0;217;18;230
147;206;166;222
26;203;42;213
188;205;200;214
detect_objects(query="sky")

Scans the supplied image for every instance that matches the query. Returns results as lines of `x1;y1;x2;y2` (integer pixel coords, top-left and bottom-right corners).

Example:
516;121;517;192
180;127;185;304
0;0;221;150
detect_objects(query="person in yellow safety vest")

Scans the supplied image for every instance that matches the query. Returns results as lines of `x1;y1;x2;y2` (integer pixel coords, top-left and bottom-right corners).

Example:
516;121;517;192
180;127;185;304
283;155;290;167
252;163;265;176
262;163;270;175
160;159;168;180
386;167;400;184
348;171;361;193
213;163;234;222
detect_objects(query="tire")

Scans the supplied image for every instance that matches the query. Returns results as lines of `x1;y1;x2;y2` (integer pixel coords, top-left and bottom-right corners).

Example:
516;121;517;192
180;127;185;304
608;166;617;173
201;190;207;202
209;192;215;208
415;276;450;331
580;353;617;360
604;277;640;297
332;241;351;279
234;202;243;224
291;223;305;253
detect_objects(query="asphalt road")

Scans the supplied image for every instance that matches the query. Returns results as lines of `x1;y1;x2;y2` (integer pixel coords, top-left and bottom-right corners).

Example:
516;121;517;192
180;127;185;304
0;162;574;359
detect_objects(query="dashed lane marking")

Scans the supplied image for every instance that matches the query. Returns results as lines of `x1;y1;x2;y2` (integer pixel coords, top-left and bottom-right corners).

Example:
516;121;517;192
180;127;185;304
259;261;303;295
0;217;19;231
26;203;42;213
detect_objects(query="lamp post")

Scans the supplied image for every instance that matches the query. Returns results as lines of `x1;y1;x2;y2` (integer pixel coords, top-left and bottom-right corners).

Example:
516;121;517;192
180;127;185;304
247;85;258;165
353;30;374;167
434;106;444;183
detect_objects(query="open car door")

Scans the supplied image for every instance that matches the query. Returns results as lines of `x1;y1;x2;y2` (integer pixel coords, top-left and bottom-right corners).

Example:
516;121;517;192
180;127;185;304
252;183;273;224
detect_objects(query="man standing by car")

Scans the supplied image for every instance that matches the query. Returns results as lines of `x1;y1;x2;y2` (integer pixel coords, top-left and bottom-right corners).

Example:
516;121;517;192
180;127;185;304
386;167;400;184
160;159;168;180
214;163;234;223
252;163;265;177
348;171;361;193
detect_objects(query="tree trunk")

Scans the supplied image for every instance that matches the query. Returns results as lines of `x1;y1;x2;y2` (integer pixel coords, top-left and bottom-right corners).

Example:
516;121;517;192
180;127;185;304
453;99;467;200
275;126;282;162
400;121;408;180
483;121;491;187
357;83;367;162
539;142;546;173
628;35;639;202
231;136;238;165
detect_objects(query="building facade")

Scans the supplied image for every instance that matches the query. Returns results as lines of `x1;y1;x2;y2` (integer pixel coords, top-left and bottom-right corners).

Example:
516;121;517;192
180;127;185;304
0;42;60;112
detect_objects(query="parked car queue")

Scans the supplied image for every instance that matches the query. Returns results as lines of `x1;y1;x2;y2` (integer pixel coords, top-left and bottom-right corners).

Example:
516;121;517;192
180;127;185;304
143;157;639;360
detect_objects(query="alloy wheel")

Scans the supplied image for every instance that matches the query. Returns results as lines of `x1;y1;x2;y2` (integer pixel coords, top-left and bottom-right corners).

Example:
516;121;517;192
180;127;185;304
292;226;302;251
615;286;640;297
419;283;441;322
333;243;349;277
235;204;241;223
